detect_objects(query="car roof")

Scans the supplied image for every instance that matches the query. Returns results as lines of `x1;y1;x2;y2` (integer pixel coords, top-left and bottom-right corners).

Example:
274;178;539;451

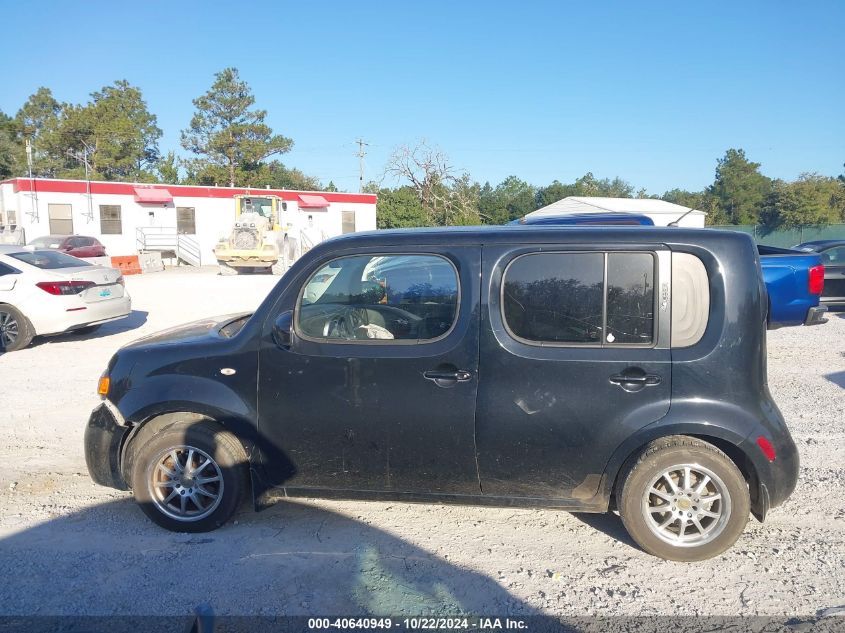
513;212;654;225
795;239;845;249
315;224;747;250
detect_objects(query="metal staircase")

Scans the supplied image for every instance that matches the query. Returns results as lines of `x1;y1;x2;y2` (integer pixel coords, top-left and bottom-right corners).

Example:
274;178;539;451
136;227;201;267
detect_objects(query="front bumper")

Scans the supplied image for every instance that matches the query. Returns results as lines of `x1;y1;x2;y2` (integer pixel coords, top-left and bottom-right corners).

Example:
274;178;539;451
804;305;828;326
84;403;131;490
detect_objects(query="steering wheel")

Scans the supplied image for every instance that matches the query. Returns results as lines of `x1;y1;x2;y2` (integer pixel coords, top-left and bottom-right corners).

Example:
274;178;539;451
322;306;369;340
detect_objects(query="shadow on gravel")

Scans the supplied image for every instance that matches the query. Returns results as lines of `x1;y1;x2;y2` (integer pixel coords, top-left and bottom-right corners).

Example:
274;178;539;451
30;309;149;346
824;370;845;389
570;512;638;550
0;497;551;622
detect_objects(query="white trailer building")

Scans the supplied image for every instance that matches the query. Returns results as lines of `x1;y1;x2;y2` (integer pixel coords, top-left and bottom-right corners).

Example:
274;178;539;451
527;196;707;227
0;178;378;265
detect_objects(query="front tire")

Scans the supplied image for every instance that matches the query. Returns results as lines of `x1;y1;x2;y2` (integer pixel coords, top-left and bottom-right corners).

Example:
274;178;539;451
618;436;750;561
0;304;34;352
129;420;248;532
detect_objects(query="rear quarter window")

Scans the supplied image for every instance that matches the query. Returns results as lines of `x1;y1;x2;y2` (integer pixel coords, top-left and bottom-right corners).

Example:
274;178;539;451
671;252;710;348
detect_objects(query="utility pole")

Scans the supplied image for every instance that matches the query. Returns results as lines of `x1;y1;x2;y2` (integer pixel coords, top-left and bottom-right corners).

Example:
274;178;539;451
356;138;368;193
67;141;94;222
25;139;39;222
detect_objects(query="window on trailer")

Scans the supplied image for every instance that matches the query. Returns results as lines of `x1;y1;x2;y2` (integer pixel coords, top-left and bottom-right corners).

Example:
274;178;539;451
177;207;196;234
99;205;122;234
48;204;73;235
342;210;356;234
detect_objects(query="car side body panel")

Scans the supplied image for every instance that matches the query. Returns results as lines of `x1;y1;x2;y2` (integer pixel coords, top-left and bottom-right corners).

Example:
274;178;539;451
84;226;798;523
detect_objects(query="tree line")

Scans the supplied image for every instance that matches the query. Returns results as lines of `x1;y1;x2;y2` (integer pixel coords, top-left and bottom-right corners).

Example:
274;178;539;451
372;144;845;229
2;68;843;229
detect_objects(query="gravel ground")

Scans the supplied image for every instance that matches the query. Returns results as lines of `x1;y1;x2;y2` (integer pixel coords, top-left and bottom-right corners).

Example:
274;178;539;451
0;268;843;618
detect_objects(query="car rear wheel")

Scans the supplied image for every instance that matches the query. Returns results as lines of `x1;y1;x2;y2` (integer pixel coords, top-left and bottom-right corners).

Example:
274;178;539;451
0;305;34;352
618;436;750;561
130;420;248;532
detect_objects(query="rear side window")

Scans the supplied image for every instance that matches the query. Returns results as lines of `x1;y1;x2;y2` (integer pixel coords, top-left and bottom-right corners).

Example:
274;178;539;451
0;262;20;276
503;252;655;346
297;254;459;342
8;250;91;270
671;253;709;348
606;253;655;344
503;253;604;343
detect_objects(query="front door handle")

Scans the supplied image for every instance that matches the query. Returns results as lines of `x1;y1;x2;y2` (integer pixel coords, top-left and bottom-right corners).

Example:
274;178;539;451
609;368;662;392
424;368;473;387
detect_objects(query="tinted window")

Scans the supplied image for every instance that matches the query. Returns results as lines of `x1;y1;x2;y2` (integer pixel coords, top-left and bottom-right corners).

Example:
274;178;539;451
503;253;604;344
8;251;92;270
0;262;19;276
821;246;845;264
298;254;458;342
606;253;654;344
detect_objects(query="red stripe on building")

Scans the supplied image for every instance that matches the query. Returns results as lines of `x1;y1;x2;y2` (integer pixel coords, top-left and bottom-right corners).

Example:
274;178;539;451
3;178;378;205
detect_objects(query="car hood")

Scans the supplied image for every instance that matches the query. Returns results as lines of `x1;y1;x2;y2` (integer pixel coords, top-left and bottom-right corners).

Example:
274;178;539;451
123;313;252;349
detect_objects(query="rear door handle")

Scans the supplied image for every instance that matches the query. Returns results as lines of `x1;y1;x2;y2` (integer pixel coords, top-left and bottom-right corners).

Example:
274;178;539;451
424;369;472;382
609;368;662;392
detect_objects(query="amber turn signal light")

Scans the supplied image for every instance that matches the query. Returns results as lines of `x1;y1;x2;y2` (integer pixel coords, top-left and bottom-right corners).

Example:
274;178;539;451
97;376;110;396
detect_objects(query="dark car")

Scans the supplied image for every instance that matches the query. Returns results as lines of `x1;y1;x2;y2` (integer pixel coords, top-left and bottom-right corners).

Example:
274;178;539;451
509;212;655;226
793;240;845;307
29;234;107;258
85;226;798;561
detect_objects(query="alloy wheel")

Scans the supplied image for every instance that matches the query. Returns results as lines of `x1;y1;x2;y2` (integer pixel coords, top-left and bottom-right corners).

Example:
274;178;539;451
641;463;731;547
147;446;224;522
0;311;19;349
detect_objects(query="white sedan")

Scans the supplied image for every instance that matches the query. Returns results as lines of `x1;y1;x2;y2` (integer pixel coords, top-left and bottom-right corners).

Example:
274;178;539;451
0;245;131;352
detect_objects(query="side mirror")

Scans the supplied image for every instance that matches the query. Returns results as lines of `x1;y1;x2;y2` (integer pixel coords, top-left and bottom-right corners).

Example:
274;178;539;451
272;310;293;348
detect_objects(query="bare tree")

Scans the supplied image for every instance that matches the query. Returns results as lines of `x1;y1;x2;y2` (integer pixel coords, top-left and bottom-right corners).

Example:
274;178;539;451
383;141;480;226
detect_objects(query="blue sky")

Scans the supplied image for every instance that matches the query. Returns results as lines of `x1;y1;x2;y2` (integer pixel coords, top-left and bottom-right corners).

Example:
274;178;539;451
2;1;843;193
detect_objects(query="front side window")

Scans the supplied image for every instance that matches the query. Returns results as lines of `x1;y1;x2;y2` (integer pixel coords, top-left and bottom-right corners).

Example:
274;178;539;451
297;254;458;342
503;251;655;346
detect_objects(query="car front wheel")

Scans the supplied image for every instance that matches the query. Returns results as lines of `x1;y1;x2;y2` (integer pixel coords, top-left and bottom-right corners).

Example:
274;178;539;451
129;420;248;532
618;436;750;561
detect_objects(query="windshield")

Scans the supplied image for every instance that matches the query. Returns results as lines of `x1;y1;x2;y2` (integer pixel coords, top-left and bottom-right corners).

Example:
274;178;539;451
28;237;63;249
8;250;92;269
240;197;273;220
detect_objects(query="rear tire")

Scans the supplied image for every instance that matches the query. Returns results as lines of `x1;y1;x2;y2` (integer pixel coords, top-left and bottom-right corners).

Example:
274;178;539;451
218;263;238;276
618;435;750;561
0;305;34;352
129;419;249;532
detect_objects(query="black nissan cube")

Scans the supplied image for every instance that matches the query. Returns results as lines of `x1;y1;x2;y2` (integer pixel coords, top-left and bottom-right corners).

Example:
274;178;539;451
85;226;799;561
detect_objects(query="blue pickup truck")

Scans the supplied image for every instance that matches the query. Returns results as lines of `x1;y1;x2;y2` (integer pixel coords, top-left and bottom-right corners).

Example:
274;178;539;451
757;245;826;328
512;213;827;328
